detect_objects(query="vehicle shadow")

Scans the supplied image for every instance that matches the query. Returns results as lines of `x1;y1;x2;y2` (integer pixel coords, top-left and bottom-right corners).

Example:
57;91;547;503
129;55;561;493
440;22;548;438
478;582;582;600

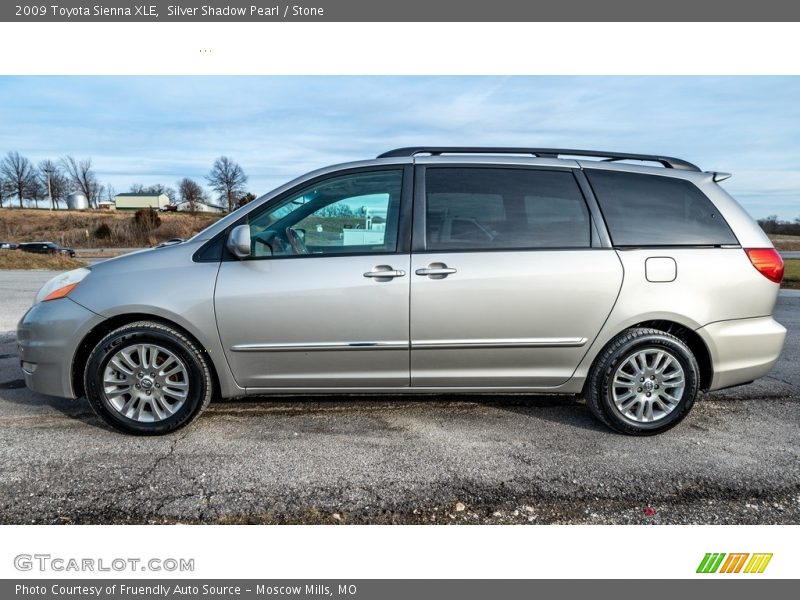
216;392;607;433
470;394;607;433
0;378;109;431
2;358;604;434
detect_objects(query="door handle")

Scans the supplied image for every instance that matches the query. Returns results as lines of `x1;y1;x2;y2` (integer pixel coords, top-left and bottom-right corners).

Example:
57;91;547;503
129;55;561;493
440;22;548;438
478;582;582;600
415;263;457;279
364;270;405;278
364;265;406;280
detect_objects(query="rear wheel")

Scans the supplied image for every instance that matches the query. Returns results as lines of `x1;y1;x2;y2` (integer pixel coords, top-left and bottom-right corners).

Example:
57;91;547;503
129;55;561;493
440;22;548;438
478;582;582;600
587;328;699;435
84;321;213;435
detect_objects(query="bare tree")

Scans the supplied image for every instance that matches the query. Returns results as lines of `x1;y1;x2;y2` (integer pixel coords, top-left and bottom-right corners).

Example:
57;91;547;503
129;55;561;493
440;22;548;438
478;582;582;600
237;192;256;208
38;160;69;210
178;177;205;214
319;203;355;217
147;183;176;204
757;215;779;234
0;151;37;208
28;178;46;209
206;156;247;212
0;173;15;208
61;156;102;208
105;186;115;202
0;179;7;208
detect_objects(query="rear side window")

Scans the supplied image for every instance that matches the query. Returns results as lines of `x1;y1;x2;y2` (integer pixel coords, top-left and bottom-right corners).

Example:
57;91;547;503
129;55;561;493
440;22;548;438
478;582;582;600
425;168;591;251
586;170;738;246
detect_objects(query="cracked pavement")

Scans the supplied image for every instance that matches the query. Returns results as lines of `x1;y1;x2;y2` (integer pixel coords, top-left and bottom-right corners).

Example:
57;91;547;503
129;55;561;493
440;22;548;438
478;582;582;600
0;278;798;524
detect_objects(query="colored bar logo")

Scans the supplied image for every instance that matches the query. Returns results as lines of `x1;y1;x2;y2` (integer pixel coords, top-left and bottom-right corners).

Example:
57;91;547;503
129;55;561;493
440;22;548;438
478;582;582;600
697;553;773;574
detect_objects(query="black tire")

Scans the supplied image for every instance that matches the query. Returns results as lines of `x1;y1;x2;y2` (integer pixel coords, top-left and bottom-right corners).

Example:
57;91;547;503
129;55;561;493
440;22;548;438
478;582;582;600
586;328;699;435
84;321;213;435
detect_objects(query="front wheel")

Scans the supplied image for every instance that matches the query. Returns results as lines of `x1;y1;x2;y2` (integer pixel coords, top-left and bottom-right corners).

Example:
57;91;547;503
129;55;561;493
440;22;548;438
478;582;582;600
586;328;700;435
84;321;214;435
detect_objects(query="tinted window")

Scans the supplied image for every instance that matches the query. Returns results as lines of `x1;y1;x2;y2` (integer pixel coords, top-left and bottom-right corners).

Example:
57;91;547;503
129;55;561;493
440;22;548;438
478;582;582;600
425;168;591;251
586;170;738;246
247;170;403;258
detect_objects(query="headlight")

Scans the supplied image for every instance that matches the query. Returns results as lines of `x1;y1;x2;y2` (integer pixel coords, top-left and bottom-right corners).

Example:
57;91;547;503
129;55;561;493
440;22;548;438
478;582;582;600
35;268;91;304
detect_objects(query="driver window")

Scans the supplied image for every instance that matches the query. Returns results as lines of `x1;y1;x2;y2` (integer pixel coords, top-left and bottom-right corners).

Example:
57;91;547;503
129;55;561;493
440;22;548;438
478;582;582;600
248;169;403;258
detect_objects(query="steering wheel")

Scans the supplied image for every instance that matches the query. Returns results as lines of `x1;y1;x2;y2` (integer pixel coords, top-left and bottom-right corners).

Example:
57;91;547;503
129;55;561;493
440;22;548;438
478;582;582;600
285;227;309;255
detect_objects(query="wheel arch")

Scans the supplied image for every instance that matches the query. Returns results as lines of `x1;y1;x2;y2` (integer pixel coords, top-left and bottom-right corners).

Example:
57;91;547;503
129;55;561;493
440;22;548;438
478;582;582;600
584;318;713;393
628;319;712;391
71;313;224;400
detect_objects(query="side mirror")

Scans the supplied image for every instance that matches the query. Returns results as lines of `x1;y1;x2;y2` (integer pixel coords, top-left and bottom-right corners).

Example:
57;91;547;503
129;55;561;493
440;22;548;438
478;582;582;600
226;224;251;259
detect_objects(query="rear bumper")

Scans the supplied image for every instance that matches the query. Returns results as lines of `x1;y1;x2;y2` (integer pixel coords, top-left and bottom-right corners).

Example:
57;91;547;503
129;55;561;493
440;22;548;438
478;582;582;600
16;298;103;398
697;316;787;391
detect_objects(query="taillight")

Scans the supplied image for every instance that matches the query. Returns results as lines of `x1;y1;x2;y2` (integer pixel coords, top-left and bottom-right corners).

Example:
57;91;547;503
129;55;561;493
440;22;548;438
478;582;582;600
745;248;784;284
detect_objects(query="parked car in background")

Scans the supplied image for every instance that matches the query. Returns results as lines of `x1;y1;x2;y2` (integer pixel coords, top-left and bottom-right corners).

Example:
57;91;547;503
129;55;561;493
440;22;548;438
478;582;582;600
17;147;786;436
18;242;76;257
0;241;18;250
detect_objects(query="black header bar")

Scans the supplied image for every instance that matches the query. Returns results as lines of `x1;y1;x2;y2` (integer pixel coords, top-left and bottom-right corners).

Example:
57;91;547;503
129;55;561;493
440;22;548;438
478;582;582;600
3;0;800;22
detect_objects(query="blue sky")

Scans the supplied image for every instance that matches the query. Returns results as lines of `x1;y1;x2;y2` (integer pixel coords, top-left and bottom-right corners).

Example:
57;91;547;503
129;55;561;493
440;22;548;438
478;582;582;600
0;76;798;219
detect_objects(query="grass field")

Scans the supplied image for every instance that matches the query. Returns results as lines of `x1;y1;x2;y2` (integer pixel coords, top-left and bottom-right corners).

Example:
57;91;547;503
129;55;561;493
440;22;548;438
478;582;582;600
74;248;137;259
0;208;222;249
769;235;800;251
0;251;87;270
783;259;800;289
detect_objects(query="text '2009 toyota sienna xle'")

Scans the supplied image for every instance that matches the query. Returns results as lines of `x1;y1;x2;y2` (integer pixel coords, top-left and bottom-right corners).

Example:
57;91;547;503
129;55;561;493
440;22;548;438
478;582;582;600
17;147;787;435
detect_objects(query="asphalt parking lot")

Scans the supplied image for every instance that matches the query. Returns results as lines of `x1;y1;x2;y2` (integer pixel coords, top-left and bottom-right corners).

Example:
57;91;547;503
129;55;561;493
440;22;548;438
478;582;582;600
0;270;798;525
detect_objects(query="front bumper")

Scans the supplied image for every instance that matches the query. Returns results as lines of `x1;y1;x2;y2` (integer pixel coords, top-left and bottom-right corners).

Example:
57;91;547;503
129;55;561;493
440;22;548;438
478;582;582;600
16;298;104;398
697;316;787;391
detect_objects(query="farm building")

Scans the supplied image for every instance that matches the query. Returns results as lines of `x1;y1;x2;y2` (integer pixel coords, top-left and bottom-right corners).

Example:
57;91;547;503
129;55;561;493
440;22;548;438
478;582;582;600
114;193;170;210
174;200;226;213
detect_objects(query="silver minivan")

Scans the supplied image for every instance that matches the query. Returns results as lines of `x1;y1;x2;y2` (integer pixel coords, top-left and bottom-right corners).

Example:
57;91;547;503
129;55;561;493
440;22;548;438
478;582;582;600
17;148;787;435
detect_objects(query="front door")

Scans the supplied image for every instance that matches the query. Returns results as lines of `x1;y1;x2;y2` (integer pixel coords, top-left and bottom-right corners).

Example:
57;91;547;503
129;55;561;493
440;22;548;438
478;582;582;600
215;167;411;389
410;166;623;388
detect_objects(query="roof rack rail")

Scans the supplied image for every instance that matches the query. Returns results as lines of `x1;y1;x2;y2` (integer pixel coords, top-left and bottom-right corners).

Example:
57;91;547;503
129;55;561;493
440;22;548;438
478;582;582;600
377;147;701;171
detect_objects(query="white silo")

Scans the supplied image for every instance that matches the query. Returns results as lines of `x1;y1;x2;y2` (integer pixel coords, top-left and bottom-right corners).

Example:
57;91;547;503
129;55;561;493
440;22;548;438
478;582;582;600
66;192;89;210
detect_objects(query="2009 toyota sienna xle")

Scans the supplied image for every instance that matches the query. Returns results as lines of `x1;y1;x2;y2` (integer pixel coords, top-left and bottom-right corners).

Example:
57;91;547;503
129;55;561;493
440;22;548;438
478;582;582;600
17;147;787;435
